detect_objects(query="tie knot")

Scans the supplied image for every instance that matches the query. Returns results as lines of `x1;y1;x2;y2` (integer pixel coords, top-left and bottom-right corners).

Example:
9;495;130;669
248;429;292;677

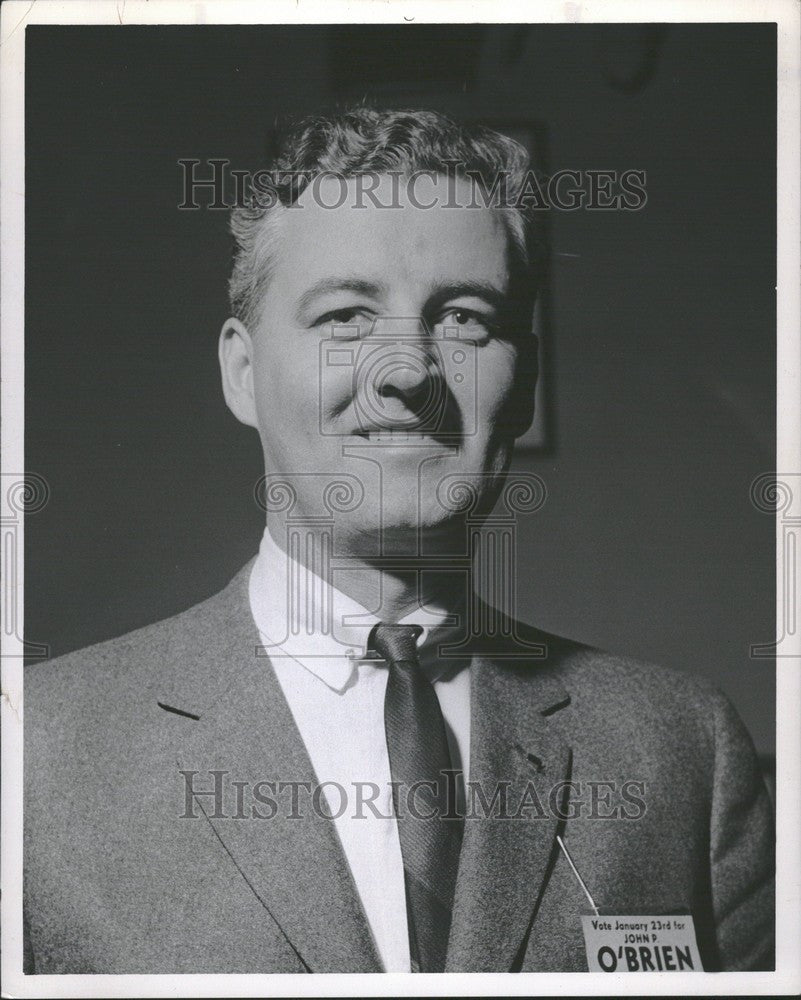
369;623;423;664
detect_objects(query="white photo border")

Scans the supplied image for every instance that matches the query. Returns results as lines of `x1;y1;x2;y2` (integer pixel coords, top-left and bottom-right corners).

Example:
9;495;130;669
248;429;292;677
2;1;798;996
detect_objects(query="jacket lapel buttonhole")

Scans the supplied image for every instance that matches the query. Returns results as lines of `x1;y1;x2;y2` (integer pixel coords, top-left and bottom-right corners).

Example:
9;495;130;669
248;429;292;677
515;743;545;773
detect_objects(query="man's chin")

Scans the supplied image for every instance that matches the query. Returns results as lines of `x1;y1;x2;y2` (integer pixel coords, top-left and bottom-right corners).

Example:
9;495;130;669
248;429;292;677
345;512;467;557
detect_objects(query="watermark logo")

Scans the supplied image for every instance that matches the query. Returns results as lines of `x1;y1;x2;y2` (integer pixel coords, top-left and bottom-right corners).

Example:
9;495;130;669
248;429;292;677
178;770;648;822
253;467;547;657
318;316;481;441
177;160;648;212
1;473;50;659
749;472;800;658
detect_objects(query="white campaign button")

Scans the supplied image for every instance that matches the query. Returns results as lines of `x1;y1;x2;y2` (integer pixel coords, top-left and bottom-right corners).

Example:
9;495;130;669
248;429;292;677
581;914;703;972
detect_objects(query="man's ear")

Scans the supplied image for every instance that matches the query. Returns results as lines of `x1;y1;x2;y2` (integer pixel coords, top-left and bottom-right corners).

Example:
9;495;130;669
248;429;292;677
218;317;259;428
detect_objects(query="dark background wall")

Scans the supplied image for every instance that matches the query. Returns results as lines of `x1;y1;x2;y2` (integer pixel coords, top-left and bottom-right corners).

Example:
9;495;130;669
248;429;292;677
25;24;776;753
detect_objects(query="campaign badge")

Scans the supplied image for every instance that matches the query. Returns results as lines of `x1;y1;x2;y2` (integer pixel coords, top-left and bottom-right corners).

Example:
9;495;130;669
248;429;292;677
581;914;703;972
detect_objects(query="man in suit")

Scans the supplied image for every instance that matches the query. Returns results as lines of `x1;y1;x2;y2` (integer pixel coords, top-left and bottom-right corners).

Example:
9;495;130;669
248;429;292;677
24;107;774;974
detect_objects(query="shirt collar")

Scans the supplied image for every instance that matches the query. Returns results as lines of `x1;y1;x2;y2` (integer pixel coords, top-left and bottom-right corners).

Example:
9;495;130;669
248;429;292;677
248;526;465;692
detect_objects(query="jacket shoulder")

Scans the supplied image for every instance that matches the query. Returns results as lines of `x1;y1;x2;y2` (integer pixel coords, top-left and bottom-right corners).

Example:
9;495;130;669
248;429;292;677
513;620;742;757
24;558;255;744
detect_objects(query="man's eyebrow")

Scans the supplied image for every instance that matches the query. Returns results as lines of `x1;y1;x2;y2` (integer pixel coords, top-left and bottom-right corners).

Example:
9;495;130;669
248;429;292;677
296;278;388;316
425;280;509;310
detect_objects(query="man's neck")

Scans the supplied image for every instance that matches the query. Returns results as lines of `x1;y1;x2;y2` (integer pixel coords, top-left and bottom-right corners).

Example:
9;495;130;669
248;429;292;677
264;519;468;623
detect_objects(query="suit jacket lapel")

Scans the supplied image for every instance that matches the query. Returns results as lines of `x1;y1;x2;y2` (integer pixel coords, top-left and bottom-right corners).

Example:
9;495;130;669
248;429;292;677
156;563;573;973
446;650;572;972
159;562;382;973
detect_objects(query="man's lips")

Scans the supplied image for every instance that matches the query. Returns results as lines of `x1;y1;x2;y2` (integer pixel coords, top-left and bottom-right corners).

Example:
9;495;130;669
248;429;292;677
351;425;458;443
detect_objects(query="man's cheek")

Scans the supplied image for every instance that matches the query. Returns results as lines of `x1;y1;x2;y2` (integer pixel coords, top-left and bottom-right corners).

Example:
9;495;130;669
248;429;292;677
479;374;519;426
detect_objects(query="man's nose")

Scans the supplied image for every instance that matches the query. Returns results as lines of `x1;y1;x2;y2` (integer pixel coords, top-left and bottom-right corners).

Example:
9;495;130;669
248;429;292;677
370;318;441;399
357;317;445;425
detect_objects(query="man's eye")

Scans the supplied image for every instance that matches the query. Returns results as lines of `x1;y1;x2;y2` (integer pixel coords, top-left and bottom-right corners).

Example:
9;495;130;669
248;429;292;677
437;309;494;338
319;308;372;326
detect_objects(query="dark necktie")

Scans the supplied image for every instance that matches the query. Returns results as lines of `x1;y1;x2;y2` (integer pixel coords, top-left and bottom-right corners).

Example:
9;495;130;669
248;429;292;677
370;623;464;973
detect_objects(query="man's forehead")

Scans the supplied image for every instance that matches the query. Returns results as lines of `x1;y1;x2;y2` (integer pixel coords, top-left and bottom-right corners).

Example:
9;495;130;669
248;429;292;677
270;172;512;297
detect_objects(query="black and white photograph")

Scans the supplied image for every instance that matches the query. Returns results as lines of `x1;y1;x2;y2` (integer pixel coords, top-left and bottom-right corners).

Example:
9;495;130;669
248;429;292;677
1;1;799;995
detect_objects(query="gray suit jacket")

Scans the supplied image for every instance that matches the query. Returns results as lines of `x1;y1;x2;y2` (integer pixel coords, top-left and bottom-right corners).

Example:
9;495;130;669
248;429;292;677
24;559;774;973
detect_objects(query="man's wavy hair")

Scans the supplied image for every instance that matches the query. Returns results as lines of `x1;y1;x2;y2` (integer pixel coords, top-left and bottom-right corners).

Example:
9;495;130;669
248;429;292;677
228;107;544;331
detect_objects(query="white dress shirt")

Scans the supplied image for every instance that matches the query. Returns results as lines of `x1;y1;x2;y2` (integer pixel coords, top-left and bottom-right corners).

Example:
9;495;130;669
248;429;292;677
248;526;471;972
